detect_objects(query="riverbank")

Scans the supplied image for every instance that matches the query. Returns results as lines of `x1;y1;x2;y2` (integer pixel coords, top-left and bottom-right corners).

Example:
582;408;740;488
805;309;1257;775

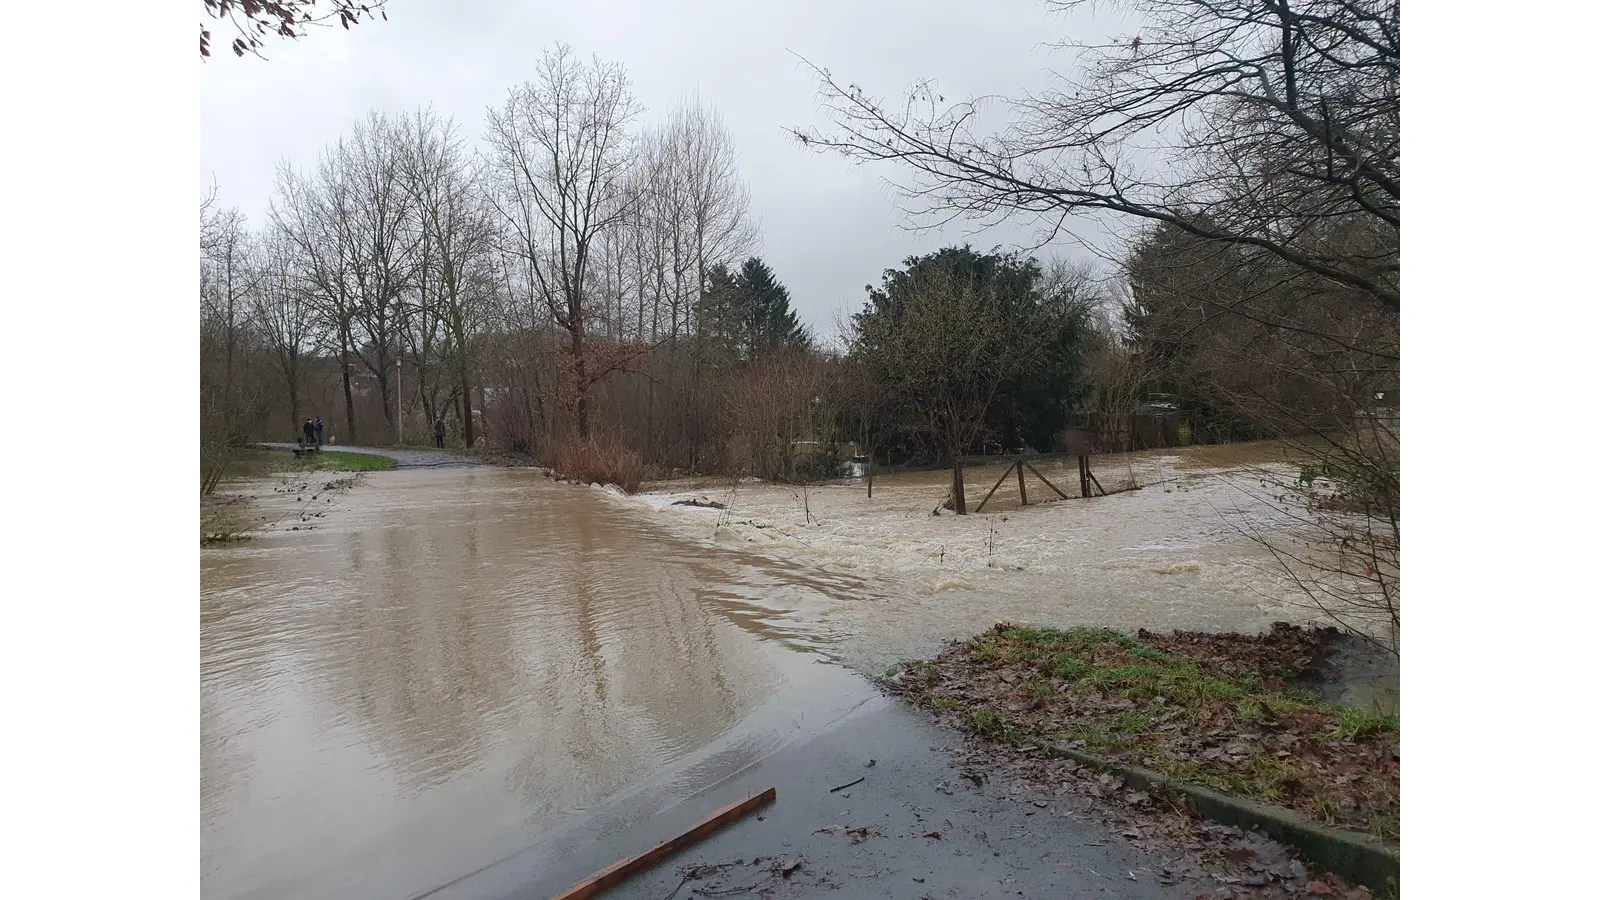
887;624;1399;842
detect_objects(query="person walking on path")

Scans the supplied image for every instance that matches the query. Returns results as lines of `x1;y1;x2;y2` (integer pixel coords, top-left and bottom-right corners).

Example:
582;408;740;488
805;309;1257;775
433;417;446;449
314;417;324;449
301;419;316;449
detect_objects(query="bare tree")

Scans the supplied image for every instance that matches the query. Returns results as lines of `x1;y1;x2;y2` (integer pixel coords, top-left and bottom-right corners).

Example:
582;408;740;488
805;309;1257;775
726;349;835;482
664;98;760;300
327;112;417;434
249;225;324;429
791;0;1397;312
397;107;495;444
201;204;265;441
662;98;760;468
483;44;642;441
272;156;362;442
1082;283;1148;453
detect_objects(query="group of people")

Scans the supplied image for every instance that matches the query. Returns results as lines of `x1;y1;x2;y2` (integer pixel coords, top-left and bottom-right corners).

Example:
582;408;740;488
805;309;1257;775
300;417;324;450
296;415;449;449
294;415;454;450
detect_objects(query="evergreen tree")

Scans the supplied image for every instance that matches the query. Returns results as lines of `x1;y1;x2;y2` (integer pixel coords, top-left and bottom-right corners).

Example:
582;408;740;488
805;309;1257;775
850;245;1094;457
735;257;810;356
698;262;744;353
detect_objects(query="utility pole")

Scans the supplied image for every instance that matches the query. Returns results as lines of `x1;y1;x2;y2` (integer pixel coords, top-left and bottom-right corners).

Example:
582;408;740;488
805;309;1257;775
396;355;404;445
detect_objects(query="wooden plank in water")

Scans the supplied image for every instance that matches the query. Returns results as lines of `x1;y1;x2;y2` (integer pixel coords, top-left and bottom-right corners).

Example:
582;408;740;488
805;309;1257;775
550;787;777;900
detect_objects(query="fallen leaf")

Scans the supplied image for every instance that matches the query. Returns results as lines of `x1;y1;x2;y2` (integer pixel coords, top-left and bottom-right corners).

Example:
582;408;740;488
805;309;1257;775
1223;847;1257;864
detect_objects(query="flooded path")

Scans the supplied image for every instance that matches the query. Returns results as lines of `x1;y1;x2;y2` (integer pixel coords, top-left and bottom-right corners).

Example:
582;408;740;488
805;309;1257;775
203;447;1372;900
201;469;882;900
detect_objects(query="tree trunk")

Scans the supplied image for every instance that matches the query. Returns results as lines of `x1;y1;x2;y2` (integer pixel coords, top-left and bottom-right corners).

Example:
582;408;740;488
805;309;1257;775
340;344;357;445
377;369;394;427
571;328;590;441
459;360;475;446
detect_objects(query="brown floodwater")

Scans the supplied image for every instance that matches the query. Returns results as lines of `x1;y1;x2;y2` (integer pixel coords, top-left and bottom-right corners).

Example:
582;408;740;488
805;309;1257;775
203;445;1394;899
200;468;881;900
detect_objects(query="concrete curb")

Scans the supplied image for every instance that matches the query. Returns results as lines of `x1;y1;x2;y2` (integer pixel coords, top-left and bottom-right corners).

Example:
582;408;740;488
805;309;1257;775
1039;741;1399;895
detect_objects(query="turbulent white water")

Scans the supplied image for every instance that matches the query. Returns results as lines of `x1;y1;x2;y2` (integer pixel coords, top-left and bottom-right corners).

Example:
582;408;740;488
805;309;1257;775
607;447;1364;672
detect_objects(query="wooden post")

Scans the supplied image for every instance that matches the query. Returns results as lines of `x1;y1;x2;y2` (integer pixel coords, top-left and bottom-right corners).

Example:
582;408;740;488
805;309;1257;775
952;462;968;514
552;788;777;900
1016;460;1028;506
866;450;873;499
1078;455;1090;499
1086;456;1106;497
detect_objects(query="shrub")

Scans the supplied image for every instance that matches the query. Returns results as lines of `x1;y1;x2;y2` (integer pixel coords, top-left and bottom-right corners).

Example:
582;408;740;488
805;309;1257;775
552;436;647;493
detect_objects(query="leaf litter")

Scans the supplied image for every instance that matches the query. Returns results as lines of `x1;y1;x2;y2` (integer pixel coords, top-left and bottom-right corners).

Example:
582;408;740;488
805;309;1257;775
878;622;1397;899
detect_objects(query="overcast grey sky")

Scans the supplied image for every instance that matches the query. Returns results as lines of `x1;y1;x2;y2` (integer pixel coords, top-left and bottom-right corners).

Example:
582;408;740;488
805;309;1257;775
200;0;1129;340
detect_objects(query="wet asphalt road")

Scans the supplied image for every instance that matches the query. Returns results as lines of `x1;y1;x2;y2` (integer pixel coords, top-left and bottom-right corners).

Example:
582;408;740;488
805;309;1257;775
430;698;1200;900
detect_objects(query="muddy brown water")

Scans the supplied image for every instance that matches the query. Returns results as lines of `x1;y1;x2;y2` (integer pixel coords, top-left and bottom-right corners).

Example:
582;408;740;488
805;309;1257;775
201;468;882;900
202;449;1393;900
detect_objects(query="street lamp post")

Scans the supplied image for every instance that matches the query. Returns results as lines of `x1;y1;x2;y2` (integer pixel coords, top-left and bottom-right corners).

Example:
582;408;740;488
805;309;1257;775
396;355;404;445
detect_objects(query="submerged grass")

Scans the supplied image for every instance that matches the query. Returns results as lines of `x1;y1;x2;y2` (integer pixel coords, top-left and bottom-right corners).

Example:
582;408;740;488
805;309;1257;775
890;623;1400;840
200;448;386;546
200;503;253;546
216;447;397;476
294;450;397;473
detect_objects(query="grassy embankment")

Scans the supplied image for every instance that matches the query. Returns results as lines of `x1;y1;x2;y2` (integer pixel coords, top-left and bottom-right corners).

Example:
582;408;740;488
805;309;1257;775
888;623;1399;840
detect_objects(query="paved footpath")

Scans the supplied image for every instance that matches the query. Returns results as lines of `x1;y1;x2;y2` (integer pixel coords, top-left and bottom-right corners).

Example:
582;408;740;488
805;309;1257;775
257;443;486;469
431;700;1214;900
